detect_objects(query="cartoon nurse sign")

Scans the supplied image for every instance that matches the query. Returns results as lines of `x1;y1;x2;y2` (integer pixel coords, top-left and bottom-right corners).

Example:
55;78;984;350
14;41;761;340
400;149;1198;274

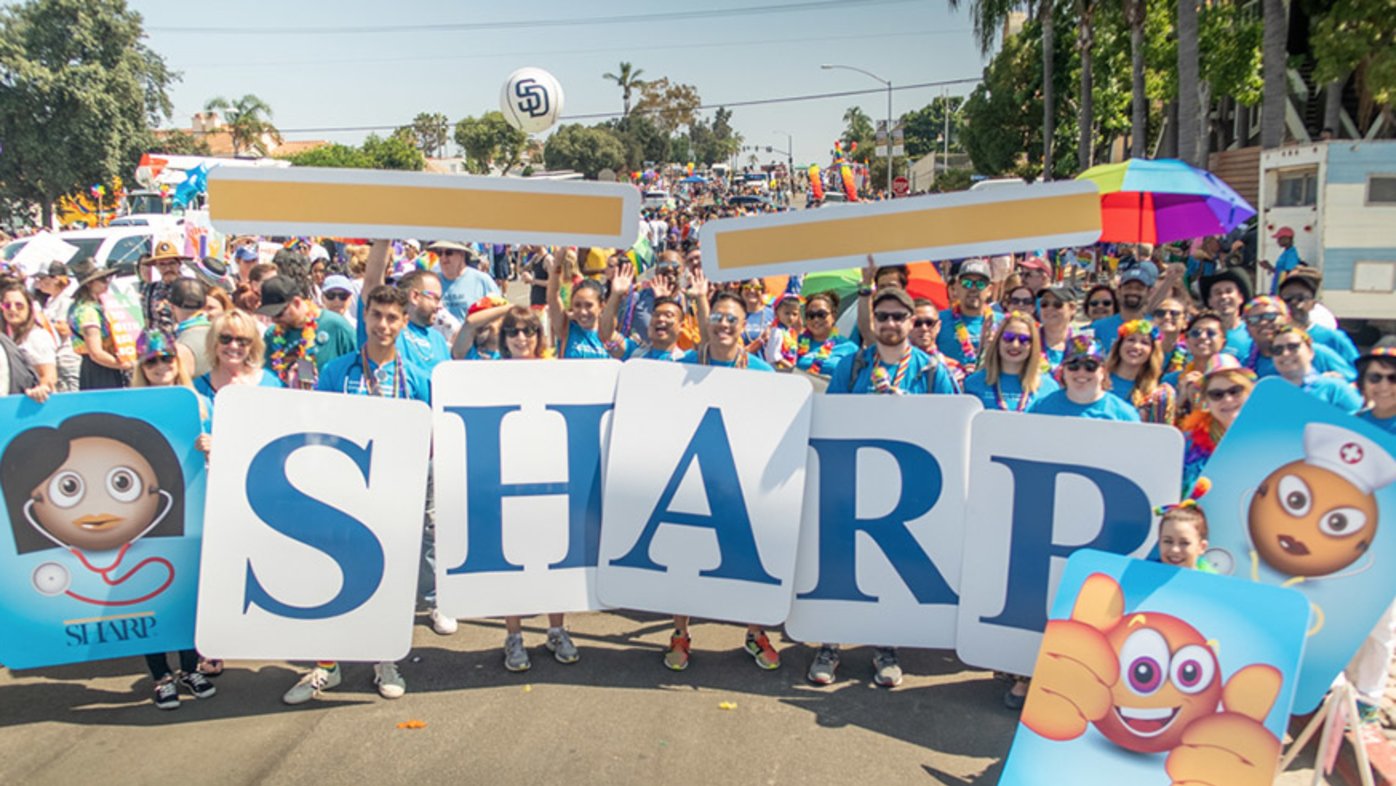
1;413;185;606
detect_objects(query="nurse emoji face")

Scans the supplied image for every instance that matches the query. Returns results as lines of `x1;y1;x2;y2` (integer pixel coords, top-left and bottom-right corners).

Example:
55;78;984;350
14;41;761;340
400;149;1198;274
1248;423;1396;578
2;413;185;556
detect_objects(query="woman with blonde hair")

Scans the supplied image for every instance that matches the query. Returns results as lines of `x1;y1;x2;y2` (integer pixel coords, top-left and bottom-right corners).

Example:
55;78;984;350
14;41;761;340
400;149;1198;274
1180;355;1256;491
962;311;1058;411
1103;320;1176;424
194;310;283;398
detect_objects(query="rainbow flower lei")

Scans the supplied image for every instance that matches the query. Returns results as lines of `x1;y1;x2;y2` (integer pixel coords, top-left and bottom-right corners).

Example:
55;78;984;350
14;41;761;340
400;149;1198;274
953;306;992;370
798;329;842;375
268;303;321;383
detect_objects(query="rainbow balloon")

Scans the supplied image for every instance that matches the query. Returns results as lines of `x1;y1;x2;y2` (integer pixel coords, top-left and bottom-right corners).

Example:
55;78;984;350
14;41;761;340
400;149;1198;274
807;165;824;202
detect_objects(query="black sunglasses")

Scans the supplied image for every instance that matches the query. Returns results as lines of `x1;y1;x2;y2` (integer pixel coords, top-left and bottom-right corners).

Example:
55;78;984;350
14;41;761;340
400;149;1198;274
502;325;539;338
1064;359;1101;373
324;291;351;301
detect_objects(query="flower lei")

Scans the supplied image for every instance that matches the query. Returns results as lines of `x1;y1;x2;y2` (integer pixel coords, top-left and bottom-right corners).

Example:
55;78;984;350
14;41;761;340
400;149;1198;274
268;303;320;382
1180;410;1219;467
797;329;841;375
1164;340;1188;373
952;306;992;370
777;328;799;367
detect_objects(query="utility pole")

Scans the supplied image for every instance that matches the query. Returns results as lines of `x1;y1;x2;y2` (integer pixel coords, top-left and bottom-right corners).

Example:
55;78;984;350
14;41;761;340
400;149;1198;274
821;63;893;195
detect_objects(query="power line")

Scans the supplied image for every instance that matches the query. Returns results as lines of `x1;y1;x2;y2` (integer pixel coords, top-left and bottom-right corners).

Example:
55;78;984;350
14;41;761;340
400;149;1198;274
151;0;914;36
266;77;981;135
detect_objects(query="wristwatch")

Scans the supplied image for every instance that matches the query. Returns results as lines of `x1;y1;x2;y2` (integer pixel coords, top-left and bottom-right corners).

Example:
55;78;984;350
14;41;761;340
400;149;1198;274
857;286;873;297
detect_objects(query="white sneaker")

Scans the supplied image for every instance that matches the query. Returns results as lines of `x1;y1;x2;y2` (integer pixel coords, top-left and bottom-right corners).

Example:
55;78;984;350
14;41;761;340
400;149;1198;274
283;664;341;705
374;661;406;699
429;608;458;636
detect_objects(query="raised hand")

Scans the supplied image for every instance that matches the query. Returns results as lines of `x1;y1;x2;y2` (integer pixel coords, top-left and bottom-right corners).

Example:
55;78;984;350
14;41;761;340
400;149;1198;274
1165;665;1283;786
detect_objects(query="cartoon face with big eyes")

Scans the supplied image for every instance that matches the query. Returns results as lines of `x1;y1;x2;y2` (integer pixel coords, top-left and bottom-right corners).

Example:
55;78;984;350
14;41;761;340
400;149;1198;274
25;436;163;553
1248;460;1379;577
1094;613;1223;753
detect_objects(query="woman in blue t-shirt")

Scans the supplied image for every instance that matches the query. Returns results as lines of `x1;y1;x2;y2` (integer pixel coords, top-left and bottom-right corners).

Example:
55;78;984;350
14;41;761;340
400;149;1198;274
1028;336;1141;422
1357;338;1396;435
963;312;1058;411
544;249;610;359
193;310;284;398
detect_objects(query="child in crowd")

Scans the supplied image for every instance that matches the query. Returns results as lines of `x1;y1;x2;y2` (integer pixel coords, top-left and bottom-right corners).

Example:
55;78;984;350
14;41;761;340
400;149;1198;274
1155;478;1214;572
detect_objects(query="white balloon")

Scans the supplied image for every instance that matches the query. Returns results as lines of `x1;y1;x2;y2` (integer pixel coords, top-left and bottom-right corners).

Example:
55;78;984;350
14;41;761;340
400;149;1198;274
499;67;564;135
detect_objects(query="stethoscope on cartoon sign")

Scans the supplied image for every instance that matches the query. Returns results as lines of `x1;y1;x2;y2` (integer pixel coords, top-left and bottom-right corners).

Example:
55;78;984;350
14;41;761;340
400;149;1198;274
23;491;177;606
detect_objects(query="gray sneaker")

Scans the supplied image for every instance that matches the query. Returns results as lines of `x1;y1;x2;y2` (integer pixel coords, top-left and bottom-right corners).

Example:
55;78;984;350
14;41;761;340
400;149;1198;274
504;632;531;672
546;628;580;664
872;647;903;687
283;664;341;705
807;645;840;686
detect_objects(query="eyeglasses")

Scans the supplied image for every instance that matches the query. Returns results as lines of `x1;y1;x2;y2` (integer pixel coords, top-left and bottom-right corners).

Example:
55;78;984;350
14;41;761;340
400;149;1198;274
1152;308;1183;320
1064;359;1101;373
913;318;939;329
413;289;442;302
0;300;25;311
1000;331;1033;346
218;334;252;347
1039;300;1067;310
873;310;911;323
1365;372;1396;385
1206;385;1247;402
709;313;741;326
1271;341;1305;355
501;325;539;338
959;277;989;291
323;291;351;302
805;309;830;320
1088;299;1115;309
1188;328;1220;340
1246;312;1283;325
142;353;175;368
1007;297;1036;308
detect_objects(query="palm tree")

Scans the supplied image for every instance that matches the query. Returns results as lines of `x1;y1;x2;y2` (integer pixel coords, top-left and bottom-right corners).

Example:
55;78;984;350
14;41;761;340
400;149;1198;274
1075;0;1097;170
603;62;647;117
204;95;280;157
1177;0;1201;165
1260;0;1288;148
948;0;1055;177
1125;0;1148;158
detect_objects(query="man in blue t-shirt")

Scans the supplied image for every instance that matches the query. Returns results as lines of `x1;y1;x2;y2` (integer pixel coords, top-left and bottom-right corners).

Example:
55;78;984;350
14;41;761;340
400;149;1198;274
1269;325;1363;412
1092;266;1156;355
936;258;994;371
829;287;957;396
363;240;453;375
431;240;500;323
1261;226;1302;295
1200;269;1254;362
1278;267;1359;364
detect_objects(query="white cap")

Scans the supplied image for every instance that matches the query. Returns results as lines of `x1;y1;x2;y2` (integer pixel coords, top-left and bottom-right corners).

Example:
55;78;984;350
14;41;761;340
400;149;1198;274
309;244;330;263
321;274;354;294
1303;422;1396;495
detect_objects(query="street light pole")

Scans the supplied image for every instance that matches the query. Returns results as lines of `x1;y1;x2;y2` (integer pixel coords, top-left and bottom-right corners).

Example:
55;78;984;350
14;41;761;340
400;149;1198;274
774;131;794;205
821;63;893;196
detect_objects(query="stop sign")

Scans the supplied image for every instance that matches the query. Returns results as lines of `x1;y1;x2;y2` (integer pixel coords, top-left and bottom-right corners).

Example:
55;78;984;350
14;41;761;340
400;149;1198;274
892;176;910;196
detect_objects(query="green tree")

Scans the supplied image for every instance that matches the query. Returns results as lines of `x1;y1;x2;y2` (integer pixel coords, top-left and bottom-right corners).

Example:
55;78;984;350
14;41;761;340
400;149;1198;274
148;129;211;157
0;0;175;224
689;107;742;166
603;61;647;117
204;94;279;157
901;96;965;159
631;78;701;135
841;106;875;153
399;112;451;157
1310;0;1396;135
283;143;372;169
604;112;670;170
543;124;627;178
362;133;426;170
453;111;528;174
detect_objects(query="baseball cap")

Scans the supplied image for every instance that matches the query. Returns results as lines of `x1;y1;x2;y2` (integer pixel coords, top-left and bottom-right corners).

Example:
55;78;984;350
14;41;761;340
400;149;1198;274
1119;266;1158;288
1040;284;1079;304
234;245;259;262
1062;335;1104;363
322;274;354;294
959;258;992;281
1272;226;1295;239
136;328;179;363
871;287;914;312
1018;256;1050;273
256;277;301;317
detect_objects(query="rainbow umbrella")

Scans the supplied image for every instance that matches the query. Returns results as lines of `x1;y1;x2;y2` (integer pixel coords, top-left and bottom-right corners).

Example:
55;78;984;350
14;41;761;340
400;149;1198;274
1076;158;1255;244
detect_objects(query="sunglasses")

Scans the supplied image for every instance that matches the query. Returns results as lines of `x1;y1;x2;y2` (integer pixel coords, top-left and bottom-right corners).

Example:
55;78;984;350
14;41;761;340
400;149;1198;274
1365;372;1396;385
1206;385;1246;402
913;318;939;329
959;278;989;291
805;309;831;320
1246;312;1283;325
142;353;175;367
1152;308;1183;319
1271;341;1305;355
1188;328;1220;340
502;325;539;338
1281;294;1313;306
1000;331;1033;346
1064;360;1101;373
1088;299;1115;309
874;310;911;323
709;313;742;326
218;334;252;347
323;291;351;301
1007;297;1036;308
1040;300;1067;310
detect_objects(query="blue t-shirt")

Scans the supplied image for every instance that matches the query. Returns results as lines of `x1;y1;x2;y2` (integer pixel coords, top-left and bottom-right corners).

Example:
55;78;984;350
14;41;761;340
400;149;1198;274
1296;373;1363;413
936;308;989;366
561;321;610;359
1271;248;1301;294
1220;323;1253;362
827;346;959;395
616;288;656;341
1107;373;1136;403
741;306;775;346
1028;390;1143;422
193;368;284;399
314;350;431;403
625;341;685;361
962;369;1059;411
1359;410;1396;435
355;301;452;374
679;350;774;372
795;334;856;376
1307;323;1359;365
1253;343;1356;382
462;345;500;360
440;268;500;323
1091;315;1125;355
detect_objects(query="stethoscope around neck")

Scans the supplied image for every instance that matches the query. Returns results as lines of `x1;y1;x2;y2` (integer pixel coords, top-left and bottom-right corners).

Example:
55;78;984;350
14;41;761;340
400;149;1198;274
23;490;176;606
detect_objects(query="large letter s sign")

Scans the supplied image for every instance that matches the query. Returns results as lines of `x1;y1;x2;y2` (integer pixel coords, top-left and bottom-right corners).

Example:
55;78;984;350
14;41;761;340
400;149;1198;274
242;433;384;619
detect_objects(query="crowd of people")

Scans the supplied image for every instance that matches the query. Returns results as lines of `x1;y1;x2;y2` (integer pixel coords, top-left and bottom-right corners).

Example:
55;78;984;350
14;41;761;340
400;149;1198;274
1;200;1392;719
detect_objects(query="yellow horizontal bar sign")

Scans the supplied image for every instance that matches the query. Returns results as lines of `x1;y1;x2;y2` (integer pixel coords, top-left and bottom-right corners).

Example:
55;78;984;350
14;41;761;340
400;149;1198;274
702;181;1102;281
209;167;641;249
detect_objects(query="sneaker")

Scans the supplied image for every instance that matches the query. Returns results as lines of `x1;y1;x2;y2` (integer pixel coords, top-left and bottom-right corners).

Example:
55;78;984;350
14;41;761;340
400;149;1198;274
807;646;840;686
374;662;406;699
429;608;458;636
504;633;531;672
282;664;342;705
153;677;179;710
744;632;781;670
178;671;217;699
872;647;903;687
664;632;691;672
546;628;580;664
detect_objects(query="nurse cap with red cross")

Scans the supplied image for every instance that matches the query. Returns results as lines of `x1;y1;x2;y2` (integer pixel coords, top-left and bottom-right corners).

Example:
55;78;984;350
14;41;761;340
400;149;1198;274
1303;422;1396;495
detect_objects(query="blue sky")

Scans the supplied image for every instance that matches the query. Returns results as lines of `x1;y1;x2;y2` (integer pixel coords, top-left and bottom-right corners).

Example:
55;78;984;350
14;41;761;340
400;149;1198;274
131;0;989;166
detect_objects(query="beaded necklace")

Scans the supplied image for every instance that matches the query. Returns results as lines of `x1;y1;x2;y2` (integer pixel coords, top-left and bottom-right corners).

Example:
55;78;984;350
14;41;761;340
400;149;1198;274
870;346;912;392
952;306;992;370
